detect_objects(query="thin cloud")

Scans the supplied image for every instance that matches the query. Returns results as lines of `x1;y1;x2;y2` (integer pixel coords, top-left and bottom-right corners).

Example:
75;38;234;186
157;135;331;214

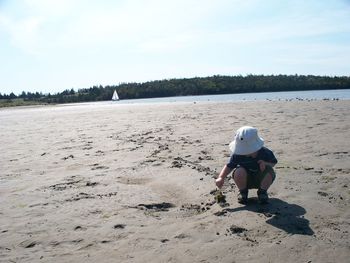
0;0;349;94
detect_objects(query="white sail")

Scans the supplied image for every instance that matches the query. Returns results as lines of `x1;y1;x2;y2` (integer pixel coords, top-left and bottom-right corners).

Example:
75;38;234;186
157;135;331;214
112;90;119;101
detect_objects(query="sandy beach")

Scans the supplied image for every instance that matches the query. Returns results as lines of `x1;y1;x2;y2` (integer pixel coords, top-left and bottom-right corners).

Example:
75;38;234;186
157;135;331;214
1;100;349;263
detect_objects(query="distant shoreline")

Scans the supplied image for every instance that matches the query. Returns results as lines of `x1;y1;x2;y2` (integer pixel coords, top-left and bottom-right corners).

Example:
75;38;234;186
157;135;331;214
1;88;349;108
1;75;350;106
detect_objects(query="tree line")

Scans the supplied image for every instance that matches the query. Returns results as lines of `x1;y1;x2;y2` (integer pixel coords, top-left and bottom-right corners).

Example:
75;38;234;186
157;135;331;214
1;75;349;104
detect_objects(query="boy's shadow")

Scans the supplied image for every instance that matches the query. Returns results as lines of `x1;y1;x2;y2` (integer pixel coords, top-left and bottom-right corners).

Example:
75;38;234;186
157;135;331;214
221;198;314;235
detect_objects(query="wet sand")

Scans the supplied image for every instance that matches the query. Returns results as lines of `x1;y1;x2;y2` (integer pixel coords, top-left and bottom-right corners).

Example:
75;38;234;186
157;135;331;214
0;100;349;262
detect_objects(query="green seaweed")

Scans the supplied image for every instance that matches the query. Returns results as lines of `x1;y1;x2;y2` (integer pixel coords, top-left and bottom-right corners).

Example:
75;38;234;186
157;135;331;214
215;190;226;204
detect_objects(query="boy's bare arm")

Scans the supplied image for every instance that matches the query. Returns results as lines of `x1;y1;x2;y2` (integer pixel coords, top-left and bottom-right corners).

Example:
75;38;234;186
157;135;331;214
257;160;276;172
215;165;233;188
218;165;233;179
264;161;276;167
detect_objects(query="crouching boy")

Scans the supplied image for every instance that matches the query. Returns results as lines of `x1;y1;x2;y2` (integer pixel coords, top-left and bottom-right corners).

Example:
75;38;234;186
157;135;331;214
215;126;277;204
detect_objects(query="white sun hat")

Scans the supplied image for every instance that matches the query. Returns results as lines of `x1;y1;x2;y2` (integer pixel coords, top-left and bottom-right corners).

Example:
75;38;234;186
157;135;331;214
229;126;264;155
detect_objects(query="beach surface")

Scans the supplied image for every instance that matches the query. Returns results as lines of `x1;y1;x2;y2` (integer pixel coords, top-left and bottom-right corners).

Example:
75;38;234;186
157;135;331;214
1;100;349;263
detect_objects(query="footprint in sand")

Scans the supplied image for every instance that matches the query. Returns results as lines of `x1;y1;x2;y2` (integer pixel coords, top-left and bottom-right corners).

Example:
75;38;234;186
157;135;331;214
318;191;329;197
174;233;190;239
74;226;87;231
86;181;99;187
179;203;212;216
227;225;247;235
62;154;74;160
95;150;105;156
19;240;38;248
114;224;126;229
49;179;82;191
66;192;95;202
91;164;109;170
134;202;175;212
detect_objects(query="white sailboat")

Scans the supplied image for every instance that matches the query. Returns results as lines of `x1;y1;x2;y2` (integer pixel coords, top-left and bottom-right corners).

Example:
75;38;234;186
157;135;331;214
112;90;119;101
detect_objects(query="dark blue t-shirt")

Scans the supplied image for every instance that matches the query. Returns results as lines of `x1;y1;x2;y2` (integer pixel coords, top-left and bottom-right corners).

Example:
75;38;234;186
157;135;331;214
226;147;277;173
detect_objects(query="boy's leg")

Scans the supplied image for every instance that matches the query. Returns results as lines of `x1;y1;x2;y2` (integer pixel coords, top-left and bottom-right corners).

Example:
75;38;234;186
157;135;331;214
233;167;248;190
258;167;276;204
233;167;248;204
260;172;273;190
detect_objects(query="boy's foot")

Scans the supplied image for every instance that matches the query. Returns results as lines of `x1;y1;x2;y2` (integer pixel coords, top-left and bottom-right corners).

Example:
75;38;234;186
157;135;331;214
237;189;248;204
257;189;269;204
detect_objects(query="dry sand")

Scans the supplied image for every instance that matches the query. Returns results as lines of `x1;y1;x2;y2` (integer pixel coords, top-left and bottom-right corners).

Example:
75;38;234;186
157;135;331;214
0;100;349;263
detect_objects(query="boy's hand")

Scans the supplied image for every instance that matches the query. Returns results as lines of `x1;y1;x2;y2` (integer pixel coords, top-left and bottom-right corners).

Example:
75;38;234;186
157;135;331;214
215;177;224;188
258;160;266;172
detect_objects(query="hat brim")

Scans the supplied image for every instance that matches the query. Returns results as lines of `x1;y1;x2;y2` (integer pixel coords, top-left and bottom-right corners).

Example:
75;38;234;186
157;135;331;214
229;138;264;155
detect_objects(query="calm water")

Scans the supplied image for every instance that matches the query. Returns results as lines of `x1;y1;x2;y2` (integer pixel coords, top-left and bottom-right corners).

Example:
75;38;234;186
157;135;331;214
107;89;350;105
1;89;349;114
27;89;348;111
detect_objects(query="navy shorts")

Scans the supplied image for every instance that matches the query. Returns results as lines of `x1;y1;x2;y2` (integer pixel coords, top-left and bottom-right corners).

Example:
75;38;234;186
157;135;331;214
233;165;276;189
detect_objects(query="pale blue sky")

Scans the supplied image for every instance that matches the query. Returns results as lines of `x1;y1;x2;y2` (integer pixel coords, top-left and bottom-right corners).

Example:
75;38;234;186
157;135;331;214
1;0;350;95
